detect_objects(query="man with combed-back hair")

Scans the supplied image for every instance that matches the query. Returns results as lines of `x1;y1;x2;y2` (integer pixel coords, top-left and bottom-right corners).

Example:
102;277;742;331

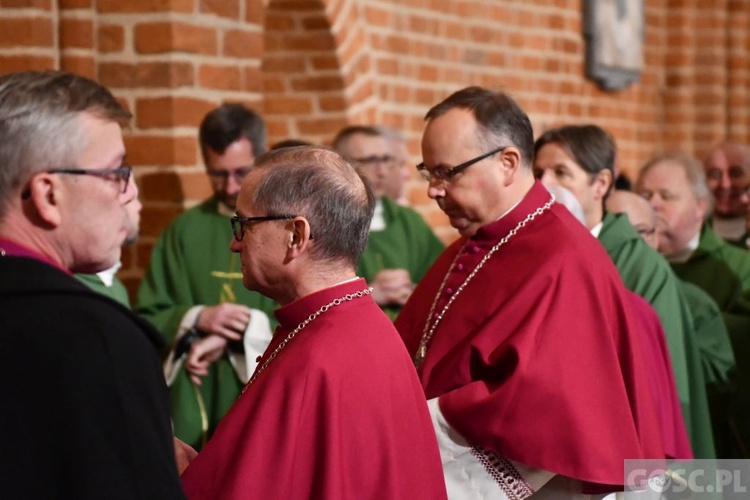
182;146;446;500
396;86;665;497
0;70;186;498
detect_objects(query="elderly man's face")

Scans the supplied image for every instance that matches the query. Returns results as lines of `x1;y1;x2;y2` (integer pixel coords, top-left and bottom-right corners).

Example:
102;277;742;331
204;138;255;211
420;108;507;237
705;146;749;218
62;112;134;274
637;160;706;257
229;169;289;301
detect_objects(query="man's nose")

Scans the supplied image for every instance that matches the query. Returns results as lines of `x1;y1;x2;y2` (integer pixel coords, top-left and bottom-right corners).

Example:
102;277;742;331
427;182;445;199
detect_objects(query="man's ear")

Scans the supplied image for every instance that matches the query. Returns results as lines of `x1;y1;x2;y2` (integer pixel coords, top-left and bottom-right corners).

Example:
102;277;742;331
286;216;313;259
592;169;613;202
25;173;63;227
500;147;522;186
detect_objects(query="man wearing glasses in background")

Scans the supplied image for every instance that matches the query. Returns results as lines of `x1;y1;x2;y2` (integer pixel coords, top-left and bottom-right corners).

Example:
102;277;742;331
333;125;444;320
395;87;666;497
0;70;185;498
136;104;277;451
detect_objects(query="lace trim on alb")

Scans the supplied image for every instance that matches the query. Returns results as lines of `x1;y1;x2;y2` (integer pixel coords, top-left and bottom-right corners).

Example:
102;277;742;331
471;447;535;500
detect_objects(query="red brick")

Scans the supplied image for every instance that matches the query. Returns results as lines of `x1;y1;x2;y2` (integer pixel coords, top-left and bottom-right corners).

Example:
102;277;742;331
139;170;185;203
263;55;306;73
0;17;53;48
97;24;124;53
319;95;347;112
97;0;193;13
59;0;91;8
0;55;55;72
245;0;263;24
135;22;217;55
136;96;216;128
224;29;263;58
199;64;241;90
124;135;198;166
200;0;239;19
238;66;261;93
1;0;50;7
61;55;96;79
98;61;194;89
290;75;344;92
301;15;329;30
138;205;184;238
265;96;313;114
60;18;93;49
179;171;213;200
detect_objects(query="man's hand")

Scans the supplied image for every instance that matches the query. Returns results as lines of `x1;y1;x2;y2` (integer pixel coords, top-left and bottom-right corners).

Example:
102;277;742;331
370;269;414;306
173;437;198;474
185;335;229;385
195;303;252;341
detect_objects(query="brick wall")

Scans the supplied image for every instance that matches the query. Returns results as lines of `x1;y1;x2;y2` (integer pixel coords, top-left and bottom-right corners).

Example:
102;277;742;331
1;0;748;299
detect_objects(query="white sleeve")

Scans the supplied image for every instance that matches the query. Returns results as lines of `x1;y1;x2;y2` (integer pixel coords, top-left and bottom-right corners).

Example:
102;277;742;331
163;305;205;386
428;398;554;500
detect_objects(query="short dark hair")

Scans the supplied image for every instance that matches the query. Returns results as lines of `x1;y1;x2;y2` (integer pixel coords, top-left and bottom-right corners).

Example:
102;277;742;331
534;124;616;178
425;86;535;168
199;103;266;162
270;138;312;150
252;146;375;268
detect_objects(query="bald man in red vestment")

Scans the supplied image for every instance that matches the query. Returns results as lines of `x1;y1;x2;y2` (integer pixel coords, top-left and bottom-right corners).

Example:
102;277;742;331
181;147;447;499
396;87;666;498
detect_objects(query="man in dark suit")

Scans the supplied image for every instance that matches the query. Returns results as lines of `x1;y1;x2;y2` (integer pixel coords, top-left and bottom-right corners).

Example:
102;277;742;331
0;70;189;498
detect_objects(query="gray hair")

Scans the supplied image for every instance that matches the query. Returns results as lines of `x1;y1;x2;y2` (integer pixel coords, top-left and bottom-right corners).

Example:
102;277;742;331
252;146;375;268
638;152;714;217
0;71;130;217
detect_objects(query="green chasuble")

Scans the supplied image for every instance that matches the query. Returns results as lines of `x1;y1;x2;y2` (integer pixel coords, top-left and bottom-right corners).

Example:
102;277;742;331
76;273;131;307
598;212;716;458
356;196;445;320
671;224;750;458
135;197;279;450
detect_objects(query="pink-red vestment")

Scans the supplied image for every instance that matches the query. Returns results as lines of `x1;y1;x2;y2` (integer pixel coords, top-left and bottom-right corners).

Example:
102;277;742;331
182;278;447;500
396;181;666;491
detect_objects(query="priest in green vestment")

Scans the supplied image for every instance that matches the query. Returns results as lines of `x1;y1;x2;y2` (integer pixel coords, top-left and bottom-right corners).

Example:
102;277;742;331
136;104;278;450
637;152;750;458
534;125;716;458
333;126;444;320
607;189;737;457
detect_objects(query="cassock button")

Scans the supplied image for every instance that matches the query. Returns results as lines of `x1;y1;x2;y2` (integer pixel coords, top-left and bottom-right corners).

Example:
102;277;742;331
445;288;454;295
256;355;262;363
456;263;464;271
433;312;440;319
471;245;480;253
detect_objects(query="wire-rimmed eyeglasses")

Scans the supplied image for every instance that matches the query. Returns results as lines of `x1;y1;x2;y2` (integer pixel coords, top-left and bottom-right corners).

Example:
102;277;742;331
230;214;296;242
416;146;507;183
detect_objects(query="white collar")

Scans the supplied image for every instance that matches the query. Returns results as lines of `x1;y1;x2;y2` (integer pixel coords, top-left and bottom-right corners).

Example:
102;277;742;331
665;232;701;263
96;261;122;287
589;221;604;238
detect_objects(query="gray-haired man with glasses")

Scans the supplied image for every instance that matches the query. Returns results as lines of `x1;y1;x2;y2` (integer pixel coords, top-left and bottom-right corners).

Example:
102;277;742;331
333;125;443;320
0;70;186;498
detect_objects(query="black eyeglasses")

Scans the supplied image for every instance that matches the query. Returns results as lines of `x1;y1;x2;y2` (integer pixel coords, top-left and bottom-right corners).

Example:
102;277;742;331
207;167;252;183
47;165;132;193
231;214;296;242
417;146;507;183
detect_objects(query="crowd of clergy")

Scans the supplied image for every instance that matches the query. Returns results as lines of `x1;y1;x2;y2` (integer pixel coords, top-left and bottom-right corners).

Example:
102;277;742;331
3;69;750;499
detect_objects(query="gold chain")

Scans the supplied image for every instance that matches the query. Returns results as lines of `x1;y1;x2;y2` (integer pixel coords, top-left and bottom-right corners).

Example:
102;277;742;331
414;195;555;367
242;286;373;393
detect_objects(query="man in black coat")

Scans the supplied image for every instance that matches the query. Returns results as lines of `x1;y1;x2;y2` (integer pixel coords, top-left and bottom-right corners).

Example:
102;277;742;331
0;70;189;499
